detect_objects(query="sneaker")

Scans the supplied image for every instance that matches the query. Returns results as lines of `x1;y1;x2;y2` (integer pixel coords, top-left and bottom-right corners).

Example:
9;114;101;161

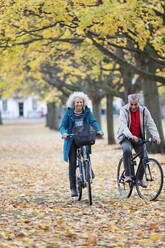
138;179;147;188
71;188;78;197
124;176;132;183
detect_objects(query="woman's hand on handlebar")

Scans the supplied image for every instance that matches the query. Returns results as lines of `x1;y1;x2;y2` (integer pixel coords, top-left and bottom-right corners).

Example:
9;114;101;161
97;131;104;136
62;133;69;139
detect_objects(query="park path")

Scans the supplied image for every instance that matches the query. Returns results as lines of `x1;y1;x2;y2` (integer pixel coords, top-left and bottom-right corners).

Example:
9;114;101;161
0;121;165;248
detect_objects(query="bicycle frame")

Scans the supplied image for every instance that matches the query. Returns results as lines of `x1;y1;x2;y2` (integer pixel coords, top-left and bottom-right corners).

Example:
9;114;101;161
130;151;143;183
77;146;92;186
144;164;153;182
130;147;153;184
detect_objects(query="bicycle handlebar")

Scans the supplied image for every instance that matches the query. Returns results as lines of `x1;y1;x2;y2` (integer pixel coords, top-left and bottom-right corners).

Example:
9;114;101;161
62;132;101;139
142;138;157;144
135;137;157;144
128;137;157;144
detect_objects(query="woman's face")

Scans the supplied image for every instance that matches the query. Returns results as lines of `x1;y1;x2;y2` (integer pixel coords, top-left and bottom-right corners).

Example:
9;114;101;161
74;97;84;112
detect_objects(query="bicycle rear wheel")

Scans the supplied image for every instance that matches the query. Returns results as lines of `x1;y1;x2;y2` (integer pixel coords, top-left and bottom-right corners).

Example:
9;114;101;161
136;158;164;201
117;158;133;198
85;161;92;205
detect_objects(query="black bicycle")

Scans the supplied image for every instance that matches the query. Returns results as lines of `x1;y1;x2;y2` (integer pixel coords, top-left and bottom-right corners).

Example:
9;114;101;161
117;139;164;201
76;145;94;205
69;130;97;205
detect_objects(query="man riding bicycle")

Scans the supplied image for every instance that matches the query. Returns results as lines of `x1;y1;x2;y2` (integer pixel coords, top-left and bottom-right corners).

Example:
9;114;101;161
117;93;160;188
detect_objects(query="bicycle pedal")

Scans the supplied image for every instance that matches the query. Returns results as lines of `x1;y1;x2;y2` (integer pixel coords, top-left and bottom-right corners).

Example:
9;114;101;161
81;182;86;188
132;161;136;166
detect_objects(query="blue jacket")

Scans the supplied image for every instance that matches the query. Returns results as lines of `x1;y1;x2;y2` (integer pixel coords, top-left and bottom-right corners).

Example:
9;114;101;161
60;106;102;162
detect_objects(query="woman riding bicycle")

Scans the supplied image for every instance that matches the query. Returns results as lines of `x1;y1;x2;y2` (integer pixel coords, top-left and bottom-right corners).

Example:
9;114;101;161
60;92;104;197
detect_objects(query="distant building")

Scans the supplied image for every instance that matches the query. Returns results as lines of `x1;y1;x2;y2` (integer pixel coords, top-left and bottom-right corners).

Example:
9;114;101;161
0;96;47;119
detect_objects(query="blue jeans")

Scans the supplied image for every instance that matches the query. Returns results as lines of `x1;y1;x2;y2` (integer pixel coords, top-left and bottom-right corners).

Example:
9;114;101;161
121;139;148;179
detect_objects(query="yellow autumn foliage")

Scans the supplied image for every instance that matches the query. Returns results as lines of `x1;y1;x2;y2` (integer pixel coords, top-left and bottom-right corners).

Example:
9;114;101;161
0;0;164;98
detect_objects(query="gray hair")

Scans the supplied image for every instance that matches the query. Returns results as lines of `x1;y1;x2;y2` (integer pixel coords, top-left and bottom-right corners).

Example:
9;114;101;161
66;91;90;108
128;93;140;102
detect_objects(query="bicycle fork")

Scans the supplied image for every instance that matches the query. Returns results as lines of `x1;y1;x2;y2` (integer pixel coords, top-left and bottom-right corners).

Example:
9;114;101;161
144;163;153;182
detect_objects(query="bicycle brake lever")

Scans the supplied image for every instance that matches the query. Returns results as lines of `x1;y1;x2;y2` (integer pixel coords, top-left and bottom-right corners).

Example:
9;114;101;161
151;138;157;143
145;138;156;144
137;137;143;144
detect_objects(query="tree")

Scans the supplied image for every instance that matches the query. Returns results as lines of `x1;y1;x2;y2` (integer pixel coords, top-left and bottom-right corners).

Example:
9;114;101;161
0;0;164;151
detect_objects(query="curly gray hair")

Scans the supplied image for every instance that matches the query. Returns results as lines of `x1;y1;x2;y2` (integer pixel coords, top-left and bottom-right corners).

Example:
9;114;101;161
128;93;140;102
66;91;90;108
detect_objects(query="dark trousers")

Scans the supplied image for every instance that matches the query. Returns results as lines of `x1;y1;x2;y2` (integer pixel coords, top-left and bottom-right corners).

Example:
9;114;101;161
68;141;77;189
121;139;148;179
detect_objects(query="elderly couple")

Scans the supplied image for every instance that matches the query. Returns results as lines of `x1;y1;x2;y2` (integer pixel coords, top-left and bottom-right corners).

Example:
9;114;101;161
60;92;160;197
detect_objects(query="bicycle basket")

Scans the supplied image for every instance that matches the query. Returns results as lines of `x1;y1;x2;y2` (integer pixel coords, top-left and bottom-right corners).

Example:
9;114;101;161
74;130;96;147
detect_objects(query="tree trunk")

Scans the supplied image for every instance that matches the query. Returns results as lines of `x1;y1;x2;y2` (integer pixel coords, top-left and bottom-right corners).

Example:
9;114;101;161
85;79;103;127
0;111;3;125
142;80;165;153
46;102;54;129
106;94;115;144
91;97;101;128
46;102;60;130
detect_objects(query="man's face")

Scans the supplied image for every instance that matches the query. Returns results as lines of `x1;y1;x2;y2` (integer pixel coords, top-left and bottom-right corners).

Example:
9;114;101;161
129;98;139;112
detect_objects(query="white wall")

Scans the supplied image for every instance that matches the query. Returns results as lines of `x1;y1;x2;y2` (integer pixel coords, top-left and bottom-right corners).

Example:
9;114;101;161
0;96;47;119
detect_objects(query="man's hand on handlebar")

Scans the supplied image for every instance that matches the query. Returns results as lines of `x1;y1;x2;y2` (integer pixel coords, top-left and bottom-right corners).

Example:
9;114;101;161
156;138;161;145
147;137;161;144
131;135;138;142
130;136;161;144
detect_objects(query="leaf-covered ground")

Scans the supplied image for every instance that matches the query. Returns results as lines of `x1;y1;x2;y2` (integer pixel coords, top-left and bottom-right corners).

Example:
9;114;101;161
0;121;165;248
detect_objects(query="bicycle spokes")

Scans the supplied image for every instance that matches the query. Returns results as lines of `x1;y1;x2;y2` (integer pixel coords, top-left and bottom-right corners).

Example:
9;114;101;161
119;172;127;189
117;158;133;198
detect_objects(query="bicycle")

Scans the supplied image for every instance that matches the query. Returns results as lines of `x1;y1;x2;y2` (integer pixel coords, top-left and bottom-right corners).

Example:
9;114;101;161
117;138;164;201
76;145;94;205
68;130;97;205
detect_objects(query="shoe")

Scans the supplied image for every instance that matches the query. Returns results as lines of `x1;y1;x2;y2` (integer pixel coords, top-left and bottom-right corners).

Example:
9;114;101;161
138;179;147;188
71;188;78;197
124;176;132;183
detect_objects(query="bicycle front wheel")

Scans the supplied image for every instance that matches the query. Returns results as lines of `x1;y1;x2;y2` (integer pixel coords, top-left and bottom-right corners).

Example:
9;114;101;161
136;158;164;201
85;161;92;205
117;158;133;198
76;166;82;201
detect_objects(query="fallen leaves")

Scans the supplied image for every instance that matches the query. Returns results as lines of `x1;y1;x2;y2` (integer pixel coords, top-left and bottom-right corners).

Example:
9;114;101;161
0;122;165;247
